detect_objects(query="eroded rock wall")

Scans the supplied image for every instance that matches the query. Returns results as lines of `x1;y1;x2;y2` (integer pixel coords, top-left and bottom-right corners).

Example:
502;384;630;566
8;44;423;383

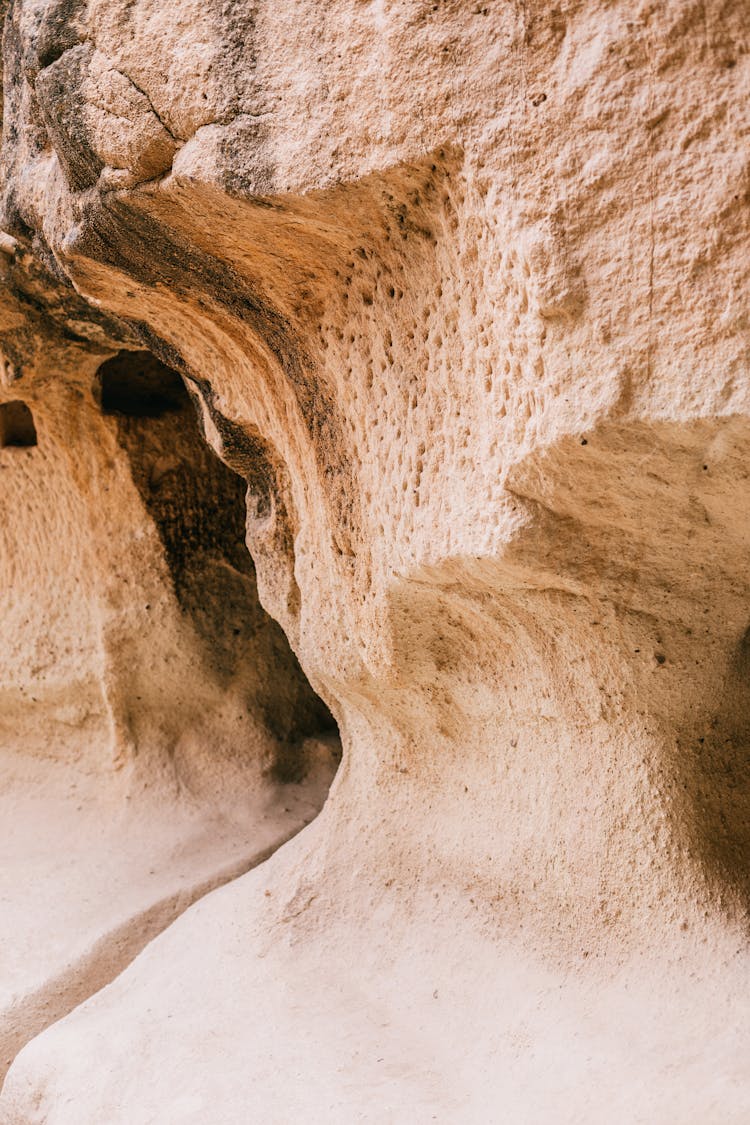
0;248;338;1079
0;1;749;1121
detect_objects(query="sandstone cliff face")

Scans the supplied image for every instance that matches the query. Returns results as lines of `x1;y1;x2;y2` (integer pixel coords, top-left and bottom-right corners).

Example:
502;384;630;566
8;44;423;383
0;220;338;1079
1;1;749;1121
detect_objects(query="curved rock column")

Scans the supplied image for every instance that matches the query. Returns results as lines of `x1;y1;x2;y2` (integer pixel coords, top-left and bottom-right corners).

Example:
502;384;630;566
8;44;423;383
1;0;750;1120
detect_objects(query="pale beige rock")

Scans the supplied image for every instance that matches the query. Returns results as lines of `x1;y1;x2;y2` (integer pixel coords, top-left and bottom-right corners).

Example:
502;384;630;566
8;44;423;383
0;283;338;1082
1;0;750;1121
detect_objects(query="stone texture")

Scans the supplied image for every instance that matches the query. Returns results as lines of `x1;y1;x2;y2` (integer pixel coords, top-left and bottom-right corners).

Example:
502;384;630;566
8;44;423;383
0;0;750;1121
0;255;338;1082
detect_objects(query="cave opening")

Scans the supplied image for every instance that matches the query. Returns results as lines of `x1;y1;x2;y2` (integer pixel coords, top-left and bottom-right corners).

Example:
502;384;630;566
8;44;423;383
94;349;339;783
0;400;37;448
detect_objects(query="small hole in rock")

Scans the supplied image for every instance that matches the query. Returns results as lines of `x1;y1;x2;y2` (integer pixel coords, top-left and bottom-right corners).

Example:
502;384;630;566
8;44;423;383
97;351;187;417
0;400;37;447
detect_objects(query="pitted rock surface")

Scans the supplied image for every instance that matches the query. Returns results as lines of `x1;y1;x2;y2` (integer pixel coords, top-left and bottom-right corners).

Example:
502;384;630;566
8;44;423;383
0;2;749;1121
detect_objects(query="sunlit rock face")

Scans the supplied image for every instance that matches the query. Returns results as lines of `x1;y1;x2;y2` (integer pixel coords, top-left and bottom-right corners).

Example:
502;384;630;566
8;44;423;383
1;1;749;1121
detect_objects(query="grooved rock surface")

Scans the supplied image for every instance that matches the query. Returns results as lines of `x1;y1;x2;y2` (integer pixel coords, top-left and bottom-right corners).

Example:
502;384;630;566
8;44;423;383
0;0;749;1121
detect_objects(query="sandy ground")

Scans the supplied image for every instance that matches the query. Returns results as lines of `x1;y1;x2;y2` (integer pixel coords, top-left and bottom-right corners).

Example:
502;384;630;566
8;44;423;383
0;736;339;1083
4;811;749;1124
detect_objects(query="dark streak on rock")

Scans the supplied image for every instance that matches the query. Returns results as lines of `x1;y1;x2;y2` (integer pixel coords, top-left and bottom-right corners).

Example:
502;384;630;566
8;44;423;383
71;194;361;558
33;0;85;71
35;43;103;191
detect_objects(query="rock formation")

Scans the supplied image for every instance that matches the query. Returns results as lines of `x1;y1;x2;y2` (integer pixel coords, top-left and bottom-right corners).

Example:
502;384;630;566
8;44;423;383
1;0;749;1120
0;184;338;1082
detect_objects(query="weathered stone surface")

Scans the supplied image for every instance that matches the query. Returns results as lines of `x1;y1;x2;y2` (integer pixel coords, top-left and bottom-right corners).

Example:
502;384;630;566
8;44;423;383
0;0;749;1120
0;266;338;1082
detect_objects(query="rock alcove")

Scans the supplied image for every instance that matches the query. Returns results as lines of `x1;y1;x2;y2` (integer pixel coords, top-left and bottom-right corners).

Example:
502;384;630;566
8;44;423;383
0;399;36;447
0;0;749;1121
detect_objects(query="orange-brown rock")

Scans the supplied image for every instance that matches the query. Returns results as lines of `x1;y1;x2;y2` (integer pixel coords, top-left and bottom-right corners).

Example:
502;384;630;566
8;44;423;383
1;1;749;1120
